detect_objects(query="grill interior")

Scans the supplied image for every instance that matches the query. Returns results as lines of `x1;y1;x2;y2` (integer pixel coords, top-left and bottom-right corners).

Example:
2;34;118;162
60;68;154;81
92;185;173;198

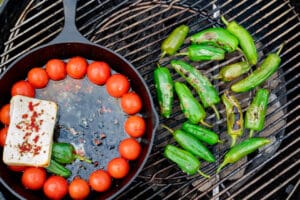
0;0;299;199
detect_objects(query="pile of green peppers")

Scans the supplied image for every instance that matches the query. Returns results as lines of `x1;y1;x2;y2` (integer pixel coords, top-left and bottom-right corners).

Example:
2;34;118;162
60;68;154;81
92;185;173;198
154;19;282;177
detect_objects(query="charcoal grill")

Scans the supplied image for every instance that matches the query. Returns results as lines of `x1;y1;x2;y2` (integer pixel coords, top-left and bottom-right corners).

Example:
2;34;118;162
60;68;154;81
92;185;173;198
0;0;299;199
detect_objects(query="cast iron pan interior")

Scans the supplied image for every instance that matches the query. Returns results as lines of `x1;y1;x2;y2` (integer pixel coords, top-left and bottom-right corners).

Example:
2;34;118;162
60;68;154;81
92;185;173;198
0;0;159;199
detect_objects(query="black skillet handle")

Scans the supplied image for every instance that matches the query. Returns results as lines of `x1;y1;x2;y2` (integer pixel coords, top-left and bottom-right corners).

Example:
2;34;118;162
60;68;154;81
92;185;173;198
49;0;90;44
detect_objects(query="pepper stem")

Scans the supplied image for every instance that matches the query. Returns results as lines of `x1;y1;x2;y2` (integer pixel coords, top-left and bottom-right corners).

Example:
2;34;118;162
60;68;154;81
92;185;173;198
218;139;224;144
216;161;228;174
276;43;284;55
197;169;211;179
249;129;255;138
161;124;174;134
200;120;212;128
221;16;229;26
230;135;237;147
74;154;92;164
211;105;220;120
160;51;167;60
175;52;188;56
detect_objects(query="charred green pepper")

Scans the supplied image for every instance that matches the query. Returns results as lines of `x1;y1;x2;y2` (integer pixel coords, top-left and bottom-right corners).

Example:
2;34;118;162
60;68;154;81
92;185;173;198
174;82;210;127
160;24;189;58
217;61;251;82
221;16;258;65
164;144;210;178
245;88;270;137
231;45;283;93
177;44;226;61
153;65;174;118
162;125;216;162
171;60;220;120
221;90;244;147
181;121;222;145
217;137;270;173
46;159;72;178
190;27;239;52
52;142;92;164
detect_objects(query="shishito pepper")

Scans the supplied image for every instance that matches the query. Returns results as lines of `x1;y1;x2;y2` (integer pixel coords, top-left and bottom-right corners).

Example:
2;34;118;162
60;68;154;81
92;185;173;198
162;125;216;163
181;121;222;145
217;61;250;82
177;44;226;61
171;60;220;120
190;27;239;52
174;82;210;127
221;16;258;66
231;45;283;93
245;88;270;137
164;144;210;178
52;142;92;164
221;90;244;147
153;65;174;118
217;137;270;173
160;25;189;58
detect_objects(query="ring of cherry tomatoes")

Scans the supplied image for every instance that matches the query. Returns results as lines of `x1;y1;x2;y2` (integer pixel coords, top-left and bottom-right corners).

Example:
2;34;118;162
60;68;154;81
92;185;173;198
0;56;146;199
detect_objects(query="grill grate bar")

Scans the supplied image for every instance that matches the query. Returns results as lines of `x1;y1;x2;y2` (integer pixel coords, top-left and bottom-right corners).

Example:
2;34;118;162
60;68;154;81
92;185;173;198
286;177;300;200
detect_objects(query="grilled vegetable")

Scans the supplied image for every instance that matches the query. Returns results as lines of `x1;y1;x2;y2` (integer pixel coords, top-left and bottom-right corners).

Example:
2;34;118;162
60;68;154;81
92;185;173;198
245;88;270;137
46;159;72;178
174;82;210;127
217;61;251;82
221;90;244;147
177;44;226;61
171;60;220;120
164;144;210;178
221;16;258;65
231;45;283;93
160;25;189;58
162;125;216;162
217;137;270;173
190;27;239;52
181;121;222;145
52;142;92;164
153;65;174;118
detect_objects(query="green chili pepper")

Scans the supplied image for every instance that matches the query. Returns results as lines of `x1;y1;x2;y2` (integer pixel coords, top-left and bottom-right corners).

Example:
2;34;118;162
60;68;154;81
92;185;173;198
52;142;92;164
181;121;223;145
162;125;216;162
164;144;210;178
177;44;226;61
231;45;283;93
160;25;189;59
190;27;239;52
221;90;244;147
153;65;174;118
221;16;258;65
174;82;211;127
46;159;72;178
245;88;270;137
216;137;270;173
217;61;251;82
171;60;220;120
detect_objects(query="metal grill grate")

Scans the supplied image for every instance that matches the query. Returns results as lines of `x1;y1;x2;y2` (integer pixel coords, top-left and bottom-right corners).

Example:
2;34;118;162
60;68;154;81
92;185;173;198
0;0;299;199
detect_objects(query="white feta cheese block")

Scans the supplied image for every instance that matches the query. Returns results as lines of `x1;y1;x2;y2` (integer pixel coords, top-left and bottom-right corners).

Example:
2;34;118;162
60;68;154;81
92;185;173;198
3;95;58;167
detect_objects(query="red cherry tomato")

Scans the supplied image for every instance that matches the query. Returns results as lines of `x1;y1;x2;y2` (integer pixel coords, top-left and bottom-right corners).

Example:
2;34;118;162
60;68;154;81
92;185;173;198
27;67;49;89
45;58;67;81
106;74;130;98
0;104;10;125
89;169;112;192
0;127;8;147
124;115;146;138
21;167;46;190
87;61;111;85
119;138;142;160
107;157;129;179
43;176;68;200
7;165;28;172
68;177;90;200
120;92;143;114
11;80;35;97
66;56;88;79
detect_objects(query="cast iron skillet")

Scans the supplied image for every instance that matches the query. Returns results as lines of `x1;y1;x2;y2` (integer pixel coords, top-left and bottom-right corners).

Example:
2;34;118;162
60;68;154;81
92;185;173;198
0;0;159;199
